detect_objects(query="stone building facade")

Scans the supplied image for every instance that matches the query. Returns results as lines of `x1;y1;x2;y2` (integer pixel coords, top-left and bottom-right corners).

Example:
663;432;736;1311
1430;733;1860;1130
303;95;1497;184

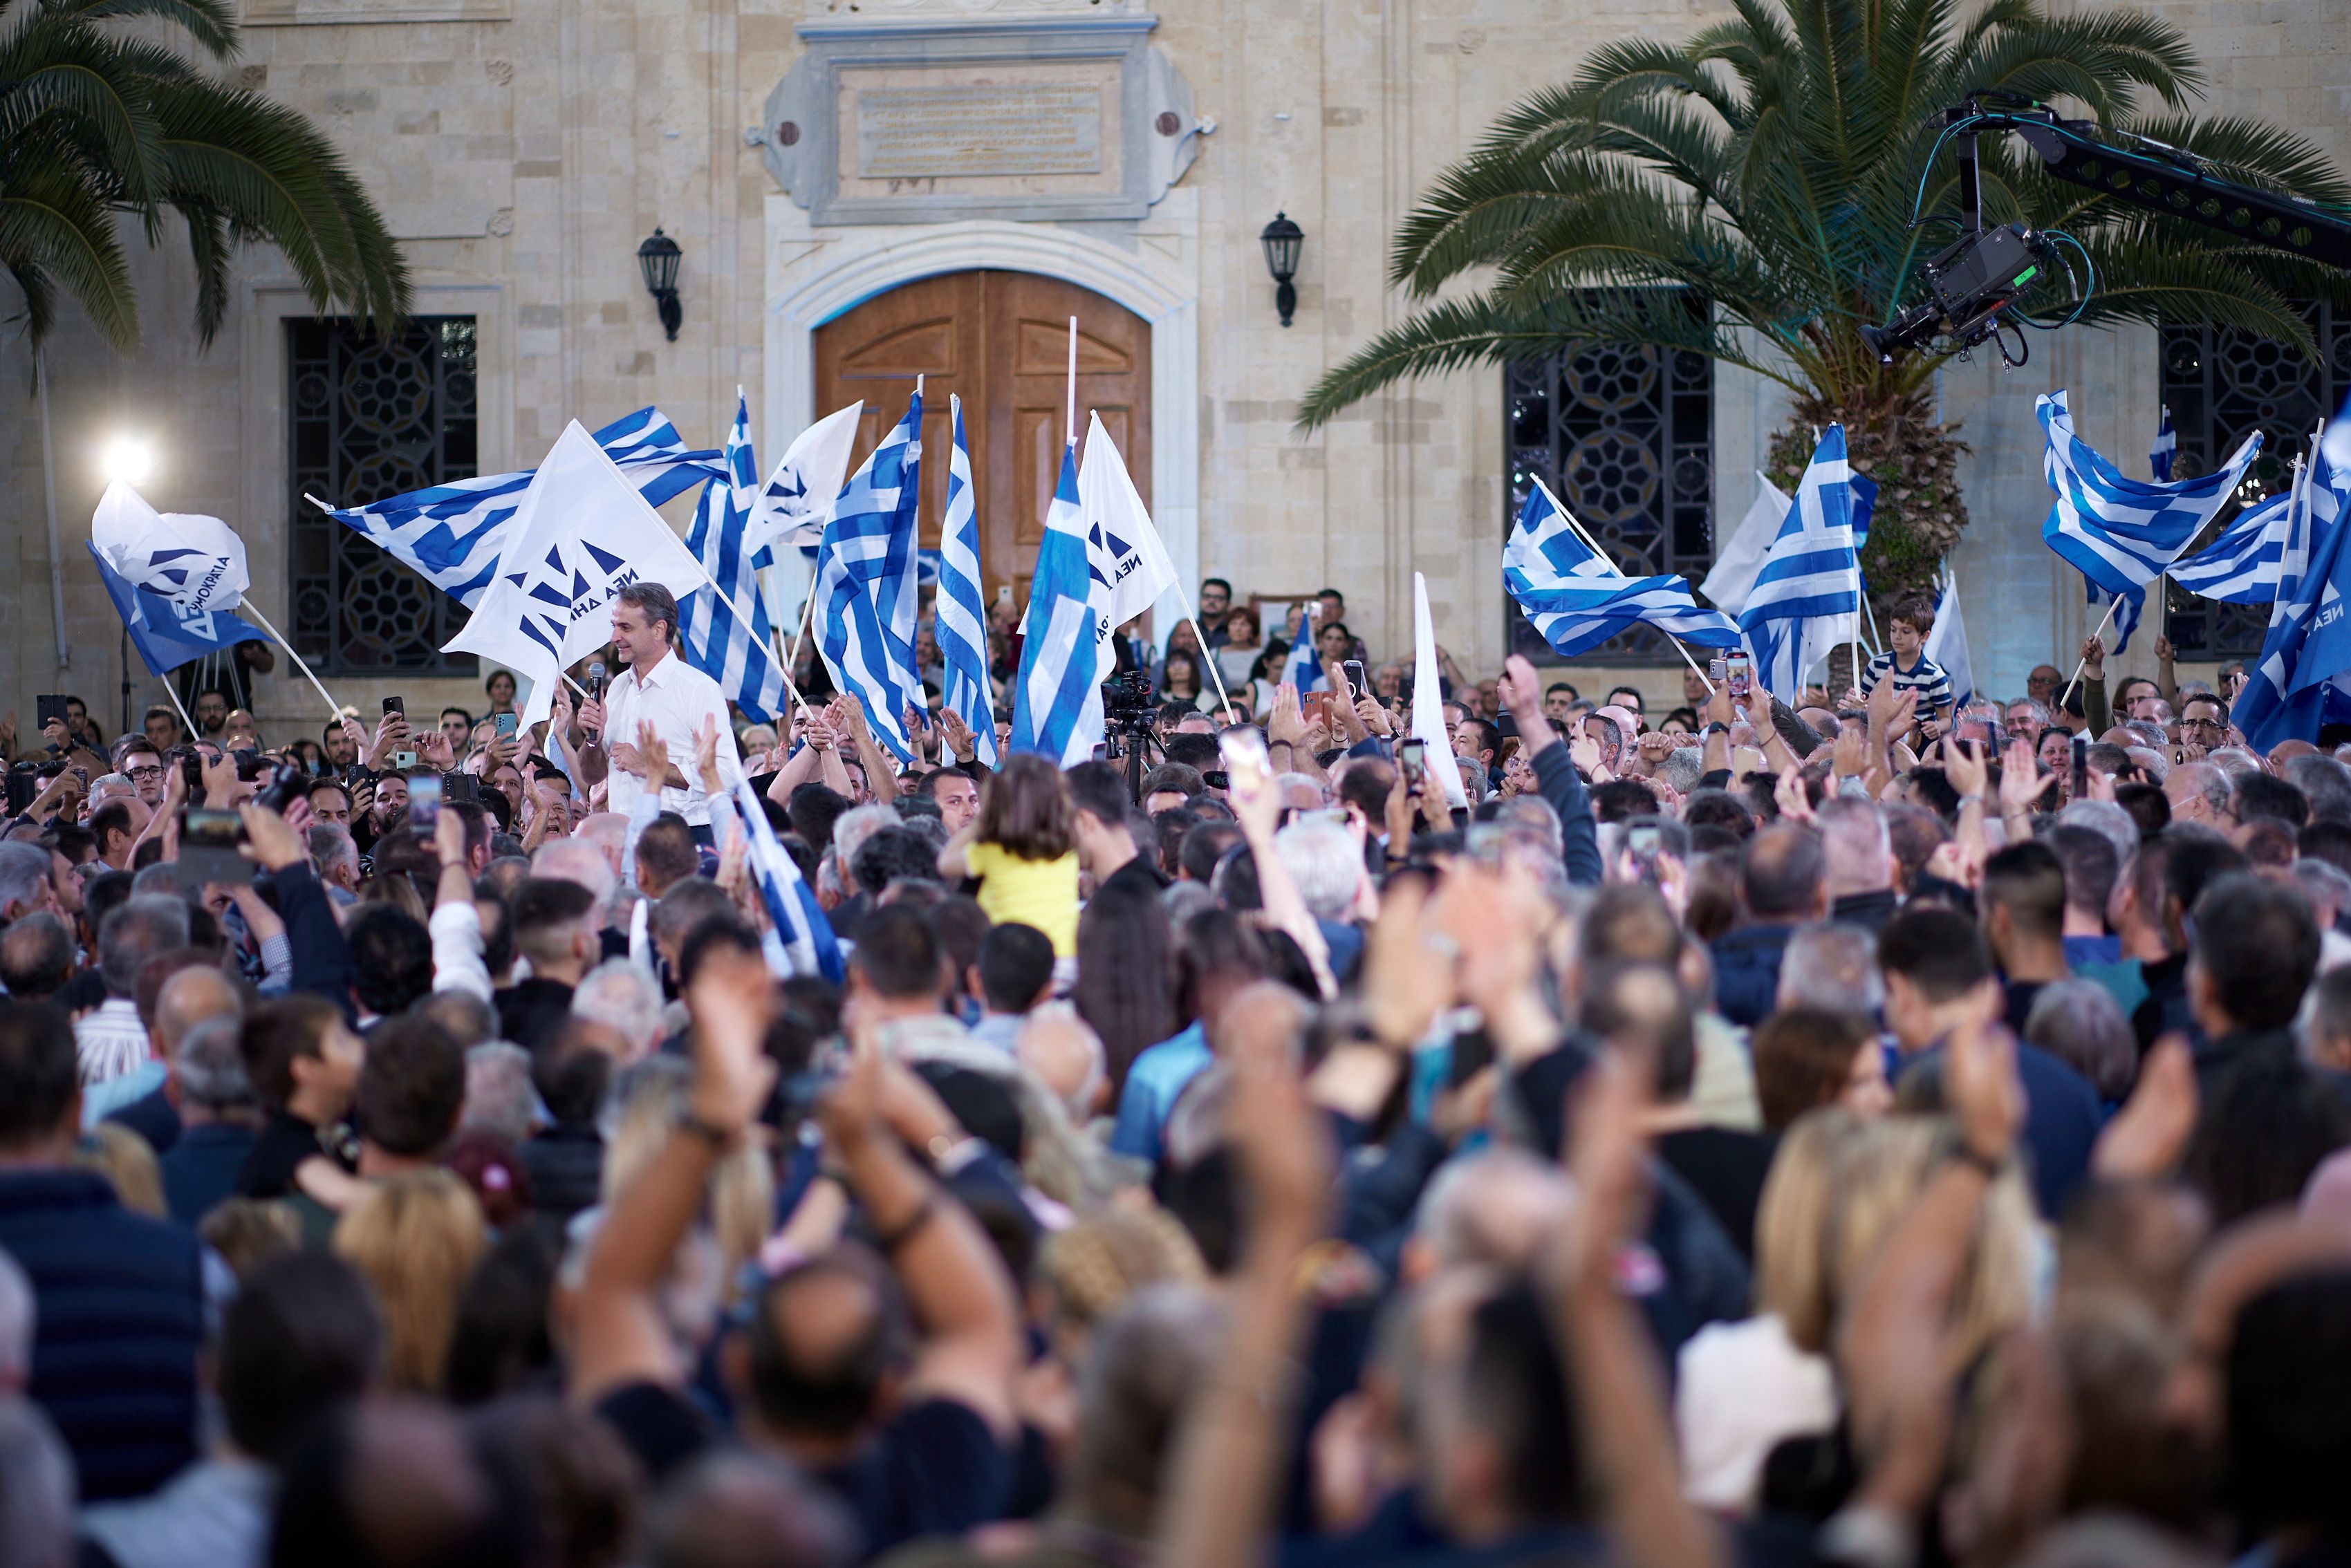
1;0;2345;735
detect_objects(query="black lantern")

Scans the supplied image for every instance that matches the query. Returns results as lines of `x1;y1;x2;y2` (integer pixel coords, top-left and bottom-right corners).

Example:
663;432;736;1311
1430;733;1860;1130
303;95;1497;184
1260;212;1303;328
638;227;682;341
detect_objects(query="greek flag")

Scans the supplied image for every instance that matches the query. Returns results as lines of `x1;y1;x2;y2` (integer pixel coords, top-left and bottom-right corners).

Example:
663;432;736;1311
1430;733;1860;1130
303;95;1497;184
1738;426;1862;703
2172;482;2296;606
2038;389;2260;653
812;391;922;763
1010;442;1103;765
2233;413;2351;749
2151;404;2176;482
315;407;721;608
935;396;1000;764
677;391;790;722
729;778;844;983
1505;479;1742;656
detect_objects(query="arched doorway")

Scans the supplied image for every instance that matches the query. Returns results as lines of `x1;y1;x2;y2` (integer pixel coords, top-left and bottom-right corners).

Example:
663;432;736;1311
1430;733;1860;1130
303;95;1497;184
814;270;1150;606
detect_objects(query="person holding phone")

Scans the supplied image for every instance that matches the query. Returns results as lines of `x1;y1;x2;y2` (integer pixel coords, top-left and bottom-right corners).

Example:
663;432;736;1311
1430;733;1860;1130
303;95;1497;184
1493;652;1604;886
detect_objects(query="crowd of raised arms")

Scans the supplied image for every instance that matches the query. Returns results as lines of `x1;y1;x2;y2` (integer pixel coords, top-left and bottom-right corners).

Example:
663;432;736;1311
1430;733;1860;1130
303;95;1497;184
3;569;2350;1568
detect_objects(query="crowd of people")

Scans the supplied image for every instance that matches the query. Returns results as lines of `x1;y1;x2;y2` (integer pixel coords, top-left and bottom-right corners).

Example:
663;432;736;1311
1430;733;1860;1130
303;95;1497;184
0;570;2345;1568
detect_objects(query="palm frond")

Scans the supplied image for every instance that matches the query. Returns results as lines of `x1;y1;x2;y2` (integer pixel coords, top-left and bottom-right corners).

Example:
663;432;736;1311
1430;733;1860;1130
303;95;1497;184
33;0;237;57
0;169;138;349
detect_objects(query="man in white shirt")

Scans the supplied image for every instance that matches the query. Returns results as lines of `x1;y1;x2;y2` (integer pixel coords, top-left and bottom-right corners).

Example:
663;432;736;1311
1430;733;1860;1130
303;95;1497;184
575;583;743;843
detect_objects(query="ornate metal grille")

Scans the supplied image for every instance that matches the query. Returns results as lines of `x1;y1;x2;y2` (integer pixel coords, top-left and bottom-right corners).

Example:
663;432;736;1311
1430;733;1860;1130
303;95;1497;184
288;316;481;673
2159;305;2351;660
1505;309;1713;663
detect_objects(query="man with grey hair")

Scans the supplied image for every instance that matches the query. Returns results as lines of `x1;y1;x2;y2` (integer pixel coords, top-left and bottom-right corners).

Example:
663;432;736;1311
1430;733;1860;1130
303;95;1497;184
2164;759;2233;829
98;962;242;1155
1776;922;1886;1016
74;895;189;1085
1818;796;1897;932
2056;799;2139;870
2285;752;2351;825
2023;978;2136;1103
461;1041;539;1145
1275;772;1326;814
1404;1146;1573;1280
1659;745;1705;797
0;841;51;924
531;837;619;928
308;823;361;902
155;1016;262;1226
1272;818;1359;924
571;959;665;1061
0;913;73;1004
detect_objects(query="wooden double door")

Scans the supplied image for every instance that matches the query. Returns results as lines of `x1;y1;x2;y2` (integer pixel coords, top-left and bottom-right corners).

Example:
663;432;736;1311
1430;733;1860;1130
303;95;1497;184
813;270;1150;608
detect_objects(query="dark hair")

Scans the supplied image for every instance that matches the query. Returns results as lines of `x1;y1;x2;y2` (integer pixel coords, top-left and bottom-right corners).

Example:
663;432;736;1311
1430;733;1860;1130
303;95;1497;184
1752;1007;1877;1132
1980;840;2067;945
2164;825;2251;920
445;1227;559;1406
355;1016;466;1157
916;767;978;803
534;1023;614;1129
1172;908;1269;1028
508;878;596;973
0;1002;77;1148
924;895;989;1001
1177;821;1240;885
1063;761;1134;830
848;904;945;1002
1682;788;1755;843
2043;824;2121;918
2236;772;2312;830
631;816;699;897
219;1251;382;1464
1332;759;1395;826
100;895;190;997
1580;960;1694;1099
2303;819;2351;880
484;669;516;698
89;799;136;855
0;913;74;1001
1877;906;1993;1002
2186;1049;2351;1226
1075;884;1176;1087
1456;717;1500;760
678;915;762;989
975;754;1075;861
747;1249;911;1439
616;581;680;644
1462;1285;1585;1525
440;707;474;730
1741;822;1824;920
2230;1268;2351;1539
1163;736;1220;773
1886;593;1935;635
2114;781;2171;838
240;994;343;1111
1577;884;1680;967
1590;778;1660;825
2192;872;2320;1033
850;828;939;898
976;923;1055;1014
1138;763;1205;802
345;904;434;1017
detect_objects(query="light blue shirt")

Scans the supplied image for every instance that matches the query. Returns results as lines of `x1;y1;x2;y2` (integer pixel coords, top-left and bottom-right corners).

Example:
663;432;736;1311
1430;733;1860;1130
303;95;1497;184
1108;1021;1211;1164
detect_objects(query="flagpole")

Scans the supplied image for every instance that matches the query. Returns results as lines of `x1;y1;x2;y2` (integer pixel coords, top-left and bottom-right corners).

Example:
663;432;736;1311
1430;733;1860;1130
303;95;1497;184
1531;477;1716;696
235;601;346;722
1066;318;1078;448
155;675;198;743
2059;595;2122;709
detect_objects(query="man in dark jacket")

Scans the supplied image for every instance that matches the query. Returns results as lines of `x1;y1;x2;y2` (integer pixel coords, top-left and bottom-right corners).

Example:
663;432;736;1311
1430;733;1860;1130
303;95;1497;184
0;1001;204;1500
2189;871;2323;1105
1710;822;1826;1027
1496;655;1604;888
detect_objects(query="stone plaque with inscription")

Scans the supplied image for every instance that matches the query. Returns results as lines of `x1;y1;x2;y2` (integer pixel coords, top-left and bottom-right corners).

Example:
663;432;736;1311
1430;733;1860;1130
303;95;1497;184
761;14;1198;225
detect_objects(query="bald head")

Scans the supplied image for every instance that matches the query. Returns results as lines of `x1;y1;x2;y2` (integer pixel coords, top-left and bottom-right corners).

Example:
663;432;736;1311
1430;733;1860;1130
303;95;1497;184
644;1452;855;1568
1742;821;1825;920
155;964;241;1062
572;813;629;876
1816;797;1891;899
2165;761;2230;826
1410;1148;1572;1278
530;838;617;921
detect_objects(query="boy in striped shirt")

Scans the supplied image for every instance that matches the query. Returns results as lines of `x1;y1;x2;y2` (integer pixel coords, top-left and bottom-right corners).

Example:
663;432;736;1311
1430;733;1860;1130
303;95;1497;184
1858;594;1954;741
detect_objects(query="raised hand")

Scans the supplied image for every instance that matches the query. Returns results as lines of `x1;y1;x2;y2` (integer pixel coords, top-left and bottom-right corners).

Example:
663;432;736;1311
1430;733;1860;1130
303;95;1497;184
2093;1035;2199;1179
693;718;723;795
684;940;781;1137
1998;738;2054;816
2078;634;2106;680
1773;764;1816;823
1944;737;1988;799
938;706;976;763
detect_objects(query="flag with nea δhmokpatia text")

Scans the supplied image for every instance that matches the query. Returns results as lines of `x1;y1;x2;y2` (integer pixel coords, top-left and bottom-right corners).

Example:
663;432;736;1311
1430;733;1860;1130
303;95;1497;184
443;420;718;728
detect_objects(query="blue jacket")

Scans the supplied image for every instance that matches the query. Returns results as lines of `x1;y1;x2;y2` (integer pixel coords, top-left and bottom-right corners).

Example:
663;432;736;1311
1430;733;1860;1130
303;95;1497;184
1529;745;1604;887
1711;922;1799;1028
0;1169;203;1500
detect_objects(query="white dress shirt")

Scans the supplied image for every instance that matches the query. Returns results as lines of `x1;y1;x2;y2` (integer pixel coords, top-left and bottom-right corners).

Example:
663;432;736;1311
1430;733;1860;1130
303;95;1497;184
74;996;151;1085
603;648;743;828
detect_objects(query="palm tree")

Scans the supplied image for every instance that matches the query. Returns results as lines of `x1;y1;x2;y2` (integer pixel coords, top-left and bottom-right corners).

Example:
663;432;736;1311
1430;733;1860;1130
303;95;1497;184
1295;0;2351;610
1;0;408;355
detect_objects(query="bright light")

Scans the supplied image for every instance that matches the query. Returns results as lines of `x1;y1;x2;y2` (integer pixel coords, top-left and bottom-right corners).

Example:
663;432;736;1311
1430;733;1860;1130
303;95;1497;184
100;436;156;487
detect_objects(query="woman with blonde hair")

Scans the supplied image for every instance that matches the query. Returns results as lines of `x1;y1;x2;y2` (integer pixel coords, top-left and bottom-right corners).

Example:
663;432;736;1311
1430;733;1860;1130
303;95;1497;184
1676;1108;2041;1514
332;1168;488;1394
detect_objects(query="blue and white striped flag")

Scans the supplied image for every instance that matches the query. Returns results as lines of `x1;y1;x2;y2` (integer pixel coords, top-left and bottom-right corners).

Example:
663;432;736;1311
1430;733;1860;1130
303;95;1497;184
813;391;923;763
1505;479;1743;657
1738;427;1862;703
2172;475;2297;606
2151;404;2176;482
729;778;844;982
935;395;999;765
1924;566;1974;709
1010;442;1104;765
2038;389;2260;653
677;391;790;723
314;407;721;608
2233;413;2351;749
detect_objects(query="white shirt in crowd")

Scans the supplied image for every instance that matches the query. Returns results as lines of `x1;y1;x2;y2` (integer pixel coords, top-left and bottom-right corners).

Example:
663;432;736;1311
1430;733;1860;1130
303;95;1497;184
74;997;150;1086
602;647;743;828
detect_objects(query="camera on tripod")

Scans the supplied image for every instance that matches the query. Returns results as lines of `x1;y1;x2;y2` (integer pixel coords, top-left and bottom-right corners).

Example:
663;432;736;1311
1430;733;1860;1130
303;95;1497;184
1100;669;1158;735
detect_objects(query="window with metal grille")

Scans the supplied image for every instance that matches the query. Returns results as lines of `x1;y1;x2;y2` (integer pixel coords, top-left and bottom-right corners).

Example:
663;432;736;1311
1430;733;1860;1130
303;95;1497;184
288;315;481;674
2160;306;2351;660
1504;312;1714;664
